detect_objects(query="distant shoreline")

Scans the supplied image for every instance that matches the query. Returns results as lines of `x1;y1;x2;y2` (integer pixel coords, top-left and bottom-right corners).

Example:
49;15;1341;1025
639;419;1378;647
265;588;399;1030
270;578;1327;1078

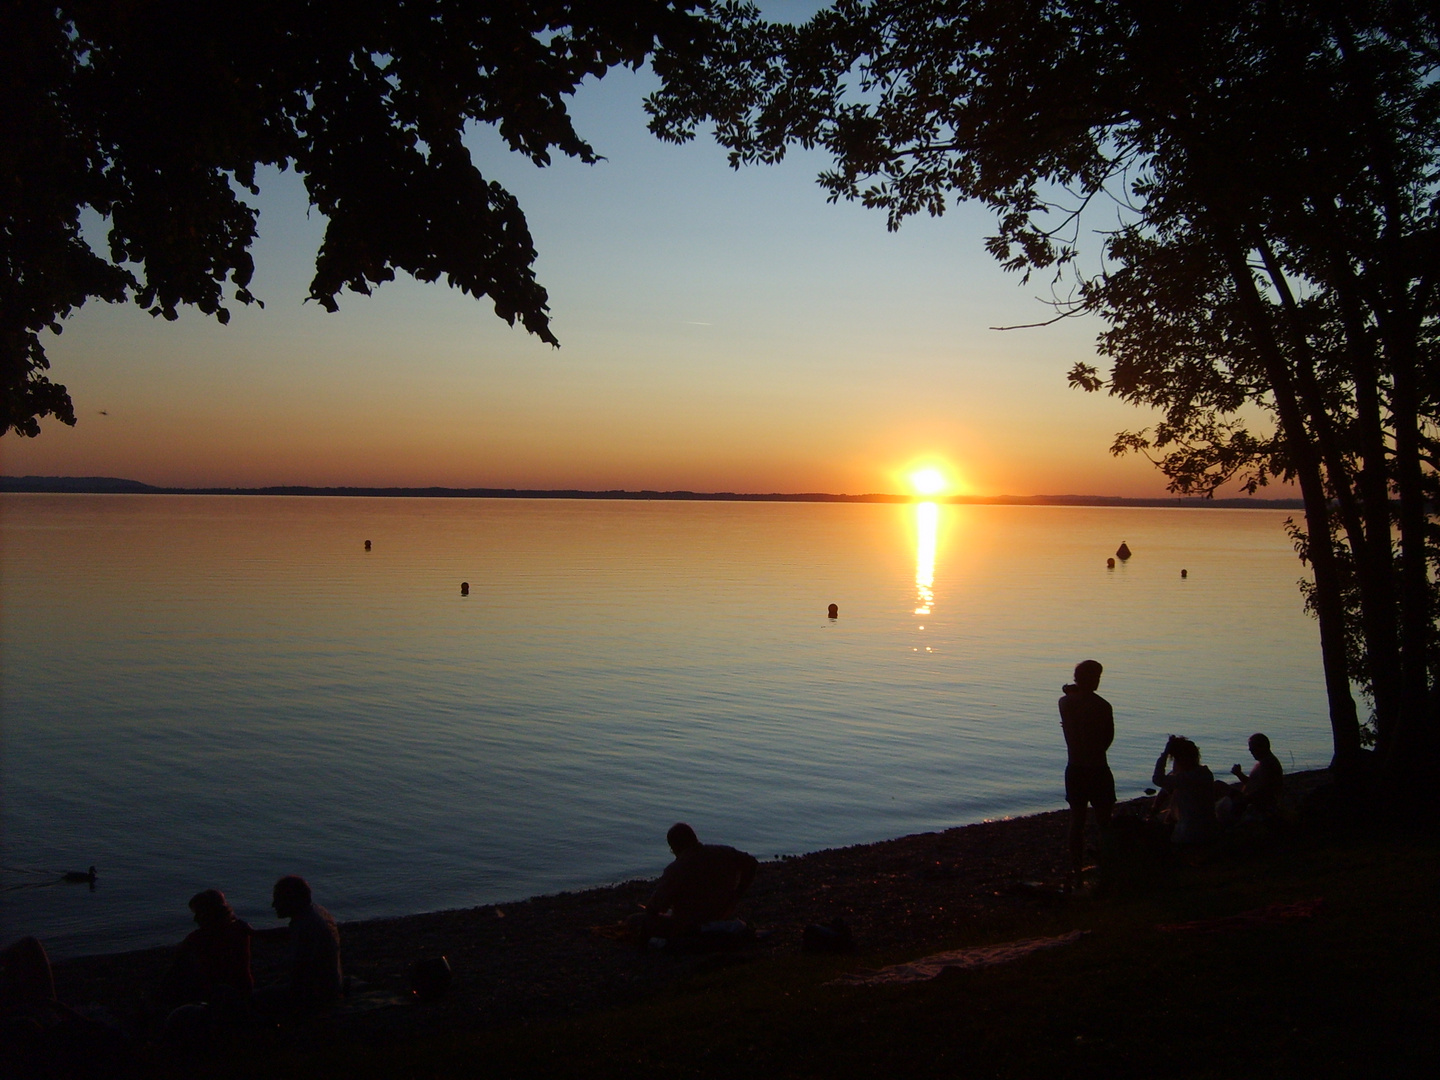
1;476;1304;509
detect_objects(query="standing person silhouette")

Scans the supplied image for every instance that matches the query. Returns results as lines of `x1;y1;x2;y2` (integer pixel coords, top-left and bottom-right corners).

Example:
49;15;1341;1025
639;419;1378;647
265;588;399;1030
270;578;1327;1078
1059;659;1116;888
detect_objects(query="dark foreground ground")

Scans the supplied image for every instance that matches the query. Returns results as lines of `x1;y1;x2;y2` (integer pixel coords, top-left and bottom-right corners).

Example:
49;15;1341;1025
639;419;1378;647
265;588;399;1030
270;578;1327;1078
43;770;1440;1078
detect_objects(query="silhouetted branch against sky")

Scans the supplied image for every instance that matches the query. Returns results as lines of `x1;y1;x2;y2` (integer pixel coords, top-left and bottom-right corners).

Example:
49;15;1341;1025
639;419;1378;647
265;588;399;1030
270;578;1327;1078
1;1;706;436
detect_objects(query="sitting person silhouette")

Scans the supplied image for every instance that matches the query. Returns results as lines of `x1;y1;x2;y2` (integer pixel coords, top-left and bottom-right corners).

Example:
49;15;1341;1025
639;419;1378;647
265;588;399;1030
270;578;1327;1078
637;823;758;944
254;875;342;1019
160;889;254;1012
1219;733;1285;824
3;938;132;1072
1152;736;1219;845
1;937;58;1022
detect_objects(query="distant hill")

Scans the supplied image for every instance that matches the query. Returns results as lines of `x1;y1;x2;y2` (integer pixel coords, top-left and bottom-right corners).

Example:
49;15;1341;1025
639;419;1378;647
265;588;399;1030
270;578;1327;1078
1;475;163;493
1;475;1306;508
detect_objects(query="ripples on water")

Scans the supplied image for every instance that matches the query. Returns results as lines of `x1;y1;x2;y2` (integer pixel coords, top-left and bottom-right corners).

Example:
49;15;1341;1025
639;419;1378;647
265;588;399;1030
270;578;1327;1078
1;495;1331;955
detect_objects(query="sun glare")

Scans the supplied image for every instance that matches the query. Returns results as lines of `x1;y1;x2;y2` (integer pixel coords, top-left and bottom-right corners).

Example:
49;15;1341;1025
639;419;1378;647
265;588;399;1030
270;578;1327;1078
910;468;947;496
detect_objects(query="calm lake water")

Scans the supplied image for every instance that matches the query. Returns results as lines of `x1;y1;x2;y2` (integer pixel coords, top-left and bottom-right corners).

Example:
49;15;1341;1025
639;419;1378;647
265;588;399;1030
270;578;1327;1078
1;495;1333;957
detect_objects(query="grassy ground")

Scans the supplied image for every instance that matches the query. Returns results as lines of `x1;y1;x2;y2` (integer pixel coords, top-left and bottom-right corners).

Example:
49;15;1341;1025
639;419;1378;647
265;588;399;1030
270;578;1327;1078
169;818;1438;1079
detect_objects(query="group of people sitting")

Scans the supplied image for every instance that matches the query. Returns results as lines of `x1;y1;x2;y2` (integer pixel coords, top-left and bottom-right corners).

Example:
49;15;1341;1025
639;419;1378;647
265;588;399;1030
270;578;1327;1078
1;873;343;1062
3;825;758;1059
1151;731;1286;845
157;873;344;1026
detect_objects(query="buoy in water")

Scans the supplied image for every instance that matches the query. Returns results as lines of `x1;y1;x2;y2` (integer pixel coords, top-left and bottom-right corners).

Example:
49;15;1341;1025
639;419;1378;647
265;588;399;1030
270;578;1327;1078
63;866;97;884
1116;541;1132;560
1107;558;1115;569
364;540;372;551
1181;568;1188;578
827;603;839;619
460;582;470;596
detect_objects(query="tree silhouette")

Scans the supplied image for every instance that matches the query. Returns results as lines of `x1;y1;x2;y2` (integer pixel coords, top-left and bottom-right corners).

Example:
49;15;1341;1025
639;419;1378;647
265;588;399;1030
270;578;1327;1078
1;0;702;436
650;0;1440;785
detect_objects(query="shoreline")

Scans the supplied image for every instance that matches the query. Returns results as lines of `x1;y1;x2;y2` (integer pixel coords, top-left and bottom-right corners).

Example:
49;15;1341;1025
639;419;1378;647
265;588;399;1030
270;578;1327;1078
50;770;1330;1039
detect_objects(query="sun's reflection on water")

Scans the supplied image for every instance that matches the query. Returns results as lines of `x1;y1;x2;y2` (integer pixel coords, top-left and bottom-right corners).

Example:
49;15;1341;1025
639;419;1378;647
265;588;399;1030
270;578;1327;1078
914;501;937;616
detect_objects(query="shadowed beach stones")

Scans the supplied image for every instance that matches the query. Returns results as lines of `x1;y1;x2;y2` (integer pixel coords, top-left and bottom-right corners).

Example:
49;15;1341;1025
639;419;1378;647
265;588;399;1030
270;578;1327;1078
408;956;452;1002
802;919;856;954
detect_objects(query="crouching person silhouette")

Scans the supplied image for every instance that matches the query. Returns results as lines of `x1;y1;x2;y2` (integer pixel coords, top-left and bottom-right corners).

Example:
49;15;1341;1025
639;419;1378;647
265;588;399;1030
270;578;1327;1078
635;823;758;947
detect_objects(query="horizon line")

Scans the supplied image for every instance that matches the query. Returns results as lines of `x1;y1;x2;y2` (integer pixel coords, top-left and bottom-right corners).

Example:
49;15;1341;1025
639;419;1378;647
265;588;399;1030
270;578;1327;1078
0;475;1305;508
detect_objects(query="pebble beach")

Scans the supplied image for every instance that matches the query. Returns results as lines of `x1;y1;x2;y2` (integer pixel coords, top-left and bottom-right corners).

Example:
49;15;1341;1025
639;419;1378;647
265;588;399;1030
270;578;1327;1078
45;771;1327;1047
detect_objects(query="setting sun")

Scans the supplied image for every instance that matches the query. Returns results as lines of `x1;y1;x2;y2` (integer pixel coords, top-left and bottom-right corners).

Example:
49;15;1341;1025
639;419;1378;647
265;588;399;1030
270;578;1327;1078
910;467;947;496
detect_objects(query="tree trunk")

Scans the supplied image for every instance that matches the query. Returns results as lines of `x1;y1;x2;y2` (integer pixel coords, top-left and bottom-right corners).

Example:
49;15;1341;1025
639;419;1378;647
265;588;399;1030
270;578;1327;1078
1324;253;1402;753
1379;332;1434;794
1220;235;1365;781
1293;465;1366;784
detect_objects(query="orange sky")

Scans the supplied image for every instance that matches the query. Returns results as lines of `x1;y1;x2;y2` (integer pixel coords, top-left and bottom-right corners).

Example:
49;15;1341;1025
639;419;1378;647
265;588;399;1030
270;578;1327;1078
2;67;1287;500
